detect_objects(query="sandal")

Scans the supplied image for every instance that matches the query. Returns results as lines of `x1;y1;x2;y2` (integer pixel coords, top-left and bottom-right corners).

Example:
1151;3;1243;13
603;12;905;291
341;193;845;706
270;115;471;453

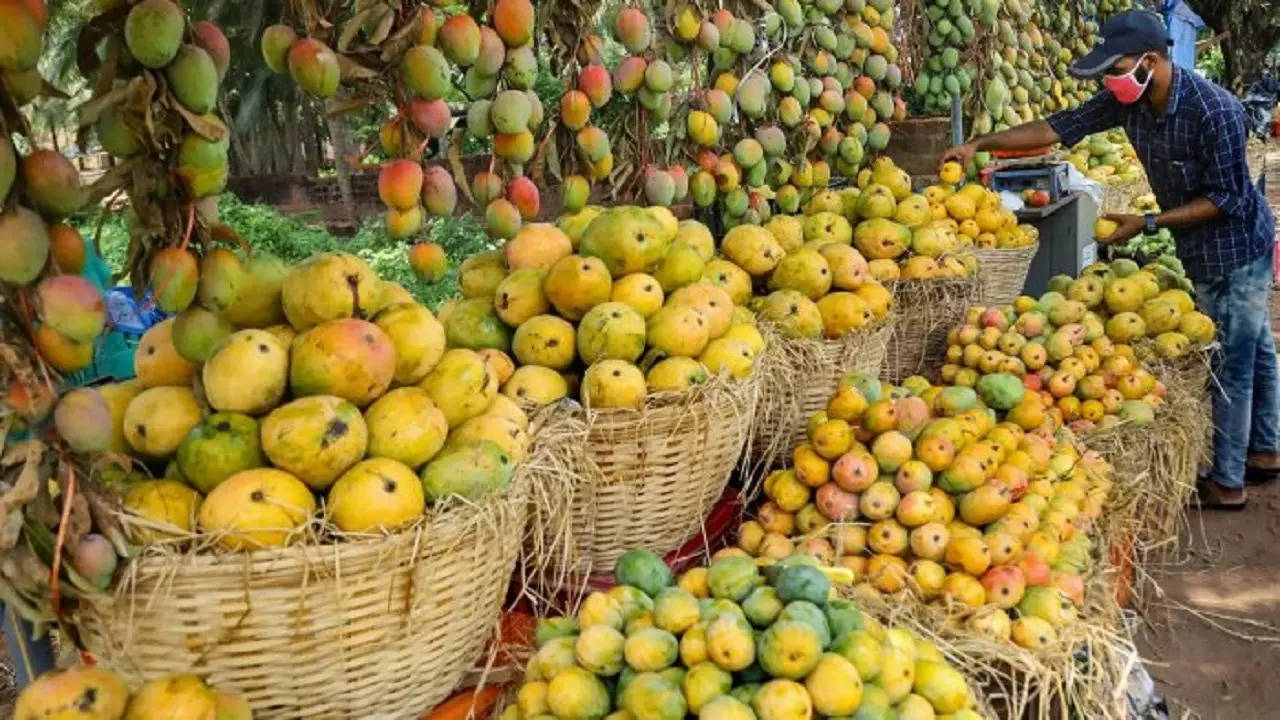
1193;478;1248;511
1245;466;1280;486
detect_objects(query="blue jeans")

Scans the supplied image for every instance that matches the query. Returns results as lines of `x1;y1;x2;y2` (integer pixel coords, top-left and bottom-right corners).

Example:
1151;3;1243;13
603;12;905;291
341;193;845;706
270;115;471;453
1197;249;1280;489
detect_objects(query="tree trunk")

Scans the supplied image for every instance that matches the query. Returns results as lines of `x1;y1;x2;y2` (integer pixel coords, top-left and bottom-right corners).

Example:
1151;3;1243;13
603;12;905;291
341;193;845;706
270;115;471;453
325;101;358;225
1184;0;1280;92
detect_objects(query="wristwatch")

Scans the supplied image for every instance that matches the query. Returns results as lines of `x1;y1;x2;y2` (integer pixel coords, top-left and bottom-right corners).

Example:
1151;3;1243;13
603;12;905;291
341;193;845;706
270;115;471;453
1143;213;1158;236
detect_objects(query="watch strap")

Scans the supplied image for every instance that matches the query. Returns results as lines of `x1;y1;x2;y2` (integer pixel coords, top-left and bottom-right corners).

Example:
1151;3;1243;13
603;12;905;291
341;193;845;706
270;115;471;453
1144;213;1158;235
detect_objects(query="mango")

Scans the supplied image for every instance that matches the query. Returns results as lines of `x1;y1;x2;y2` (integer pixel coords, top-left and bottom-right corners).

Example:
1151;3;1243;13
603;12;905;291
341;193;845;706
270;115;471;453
203;329;289;414
124;0;184;68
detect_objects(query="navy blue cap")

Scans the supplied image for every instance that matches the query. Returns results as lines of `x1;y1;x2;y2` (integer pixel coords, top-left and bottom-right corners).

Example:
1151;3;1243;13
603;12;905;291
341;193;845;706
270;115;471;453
1070;11;1172;78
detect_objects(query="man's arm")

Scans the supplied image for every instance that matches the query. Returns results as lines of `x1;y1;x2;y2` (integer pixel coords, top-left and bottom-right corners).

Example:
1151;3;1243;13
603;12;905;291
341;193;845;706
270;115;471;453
1102;100;1248;245
942;91;1124;167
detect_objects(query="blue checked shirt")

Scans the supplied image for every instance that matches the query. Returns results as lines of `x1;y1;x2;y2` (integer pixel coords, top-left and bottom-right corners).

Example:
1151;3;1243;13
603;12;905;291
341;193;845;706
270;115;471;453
1047;65;1275;282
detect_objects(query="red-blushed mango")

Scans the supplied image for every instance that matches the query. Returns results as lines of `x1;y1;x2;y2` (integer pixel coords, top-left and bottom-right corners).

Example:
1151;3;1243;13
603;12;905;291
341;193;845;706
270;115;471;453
486;198;522;239
471;170;505;206
421;165;457;217
475;26;505;76
149;246;199;313
3;375;54;432
417;9;438;45
407;98;451;139
378;159;423;211
386;205;423;239
563;174;590;212
494;130;535;164
438;14;481;66
409;242;448;283
291;318;395;407
0;205;49;284
668;165;689;200
166;44;219;114
577;125;611;163
47;222;84;273
614;7;652;53
54;387;112;453
560;90;592;131
578;63;612;107
402;44;449;101
526;90;545;130
191;20;230;79
135;318;195;387
124;0;183;69
506;175;540;219
0;1;43;71
704;88;733;124
644;167;675;206
615;55;647;93
37;274;104;342
494;0;534;47
22;149;84;217
33;324;92;373
260;23;296;74
288;38;341;98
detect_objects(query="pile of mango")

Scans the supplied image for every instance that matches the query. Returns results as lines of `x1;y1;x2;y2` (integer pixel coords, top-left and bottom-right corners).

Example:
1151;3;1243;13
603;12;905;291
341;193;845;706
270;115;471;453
938;257;1214;436
59;251;526;559
16;668;251;720
505;549;990;720
686;156;984;300
1066;130;1145;185
264;0;545;240
1;2;107;399
912;0;1138;139
929;163;1039;250
446;207;764;409
677;0;907;224
1047;256;1212;359
737;373;1109;650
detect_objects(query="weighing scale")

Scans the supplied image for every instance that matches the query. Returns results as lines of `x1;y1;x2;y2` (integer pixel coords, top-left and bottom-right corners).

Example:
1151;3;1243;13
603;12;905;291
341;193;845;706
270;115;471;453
984;156;1099;297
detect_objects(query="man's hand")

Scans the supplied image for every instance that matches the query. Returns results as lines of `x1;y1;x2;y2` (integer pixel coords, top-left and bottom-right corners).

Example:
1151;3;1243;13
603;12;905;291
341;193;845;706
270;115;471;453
1097;213;1145;245
940;143;978;168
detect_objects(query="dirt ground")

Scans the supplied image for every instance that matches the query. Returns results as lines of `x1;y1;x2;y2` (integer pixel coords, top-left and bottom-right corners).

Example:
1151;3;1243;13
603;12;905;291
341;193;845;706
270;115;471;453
1136;480;1280;719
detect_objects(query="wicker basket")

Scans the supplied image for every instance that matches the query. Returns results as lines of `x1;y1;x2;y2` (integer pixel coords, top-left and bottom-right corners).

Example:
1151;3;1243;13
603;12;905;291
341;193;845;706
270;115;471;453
76;473;530;719
749;321;893;474
973;244;1038;307
530;375;759;584
882;277;980;383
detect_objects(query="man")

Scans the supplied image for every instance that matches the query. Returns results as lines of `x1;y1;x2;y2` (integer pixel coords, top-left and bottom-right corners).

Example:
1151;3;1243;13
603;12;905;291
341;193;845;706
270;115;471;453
942;10;1278;509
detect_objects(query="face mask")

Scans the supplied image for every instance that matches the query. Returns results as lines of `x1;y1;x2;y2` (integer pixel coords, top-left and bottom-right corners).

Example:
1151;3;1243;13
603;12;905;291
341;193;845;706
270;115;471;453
1104;54;1153;104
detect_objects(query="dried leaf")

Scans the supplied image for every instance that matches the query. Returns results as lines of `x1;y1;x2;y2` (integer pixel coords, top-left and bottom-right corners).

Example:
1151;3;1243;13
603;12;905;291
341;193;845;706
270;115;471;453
0;441;43;533
209;223;251;256
173;102;228;141
450;133;474;204
76;86;128;128
84;159;137;206
547;130;561;182
369;6;396;45
326;94;376;116
338;7;376;53
335;53;381;81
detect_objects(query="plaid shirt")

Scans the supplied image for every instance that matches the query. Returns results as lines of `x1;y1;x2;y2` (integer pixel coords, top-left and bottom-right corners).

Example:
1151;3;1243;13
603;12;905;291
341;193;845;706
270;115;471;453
1048;65;1275;282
